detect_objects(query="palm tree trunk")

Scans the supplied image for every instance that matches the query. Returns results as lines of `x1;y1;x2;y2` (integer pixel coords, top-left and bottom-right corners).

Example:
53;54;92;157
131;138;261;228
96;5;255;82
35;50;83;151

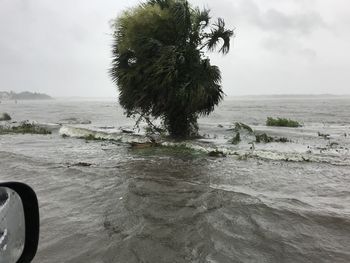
165;112;198;139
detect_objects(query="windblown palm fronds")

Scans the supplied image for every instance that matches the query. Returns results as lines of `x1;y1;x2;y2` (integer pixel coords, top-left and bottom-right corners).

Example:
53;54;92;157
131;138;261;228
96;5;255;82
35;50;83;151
110;0;234;138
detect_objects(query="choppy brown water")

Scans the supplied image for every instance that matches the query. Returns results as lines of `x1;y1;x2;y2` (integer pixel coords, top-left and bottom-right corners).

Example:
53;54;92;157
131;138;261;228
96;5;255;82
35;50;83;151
1;97;350;262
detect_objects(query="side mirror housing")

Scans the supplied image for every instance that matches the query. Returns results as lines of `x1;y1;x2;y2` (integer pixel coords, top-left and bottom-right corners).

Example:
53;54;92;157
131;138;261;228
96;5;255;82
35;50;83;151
0;182;39;263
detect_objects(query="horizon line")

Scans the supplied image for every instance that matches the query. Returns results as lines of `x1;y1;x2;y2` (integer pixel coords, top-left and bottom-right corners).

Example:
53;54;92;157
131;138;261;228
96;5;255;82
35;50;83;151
52;93;350;98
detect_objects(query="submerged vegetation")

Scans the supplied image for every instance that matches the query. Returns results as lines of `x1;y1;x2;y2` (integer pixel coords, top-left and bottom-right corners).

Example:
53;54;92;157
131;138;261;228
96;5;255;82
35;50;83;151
0;113;11;121
255;133;289;143
75;133;122;143
0;122;51;135
208;150;226;157
110;0;234;138
274;137;289;143
231;132;241;144
266;117;301;127
233;122;253;133
229;122;290;144
318;131;330;139
255;133;274;143
230;122;252;145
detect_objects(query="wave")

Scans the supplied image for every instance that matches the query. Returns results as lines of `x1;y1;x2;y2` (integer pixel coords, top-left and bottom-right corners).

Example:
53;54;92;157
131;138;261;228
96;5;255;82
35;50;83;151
59;126;350;166
57;117;91;125
59;125;149;143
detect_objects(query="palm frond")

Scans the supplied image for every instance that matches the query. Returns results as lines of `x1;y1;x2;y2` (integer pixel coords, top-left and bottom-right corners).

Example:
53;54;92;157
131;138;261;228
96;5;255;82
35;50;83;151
205;18;234;54
193;7;210;28
110;0;233;137
147;0;171;9
170;1;192;42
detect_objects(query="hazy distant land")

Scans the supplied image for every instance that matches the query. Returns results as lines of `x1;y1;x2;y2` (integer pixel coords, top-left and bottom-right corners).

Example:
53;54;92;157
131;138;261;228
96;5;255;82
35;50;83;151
0;91;52;100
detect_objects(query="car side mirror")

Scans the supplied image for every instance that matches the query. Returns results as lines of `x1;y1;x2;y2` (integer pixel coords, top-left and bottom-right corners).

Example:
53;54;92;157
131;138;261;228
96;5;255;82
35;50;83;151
0;182;39;263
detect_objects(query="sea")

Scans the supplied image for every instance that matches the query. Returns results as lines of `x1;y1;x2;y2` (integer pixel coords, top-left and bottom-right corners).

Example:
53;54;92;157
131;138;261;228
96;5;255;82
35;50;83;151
0;96;350;263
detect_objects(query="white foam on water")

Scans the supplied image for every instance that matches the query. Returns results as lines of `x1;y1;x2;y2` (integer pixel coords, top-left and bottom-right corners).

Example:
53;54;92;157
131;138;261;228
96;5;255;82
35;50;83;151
59;125;150;143
58;121;350;166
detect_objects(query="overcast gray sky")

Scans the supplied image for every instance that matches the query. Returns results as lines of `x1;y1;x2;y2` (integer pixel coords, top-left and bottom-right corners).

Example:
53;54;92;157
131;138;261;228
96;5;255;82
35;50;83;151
0;0;349;97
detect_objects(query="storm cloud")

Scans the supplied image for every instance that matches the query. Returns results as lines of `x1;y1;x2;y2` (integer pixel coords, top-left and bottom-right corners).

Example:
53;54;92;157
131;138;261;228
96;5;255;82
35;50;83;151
0;0;349;97
237;0;327;35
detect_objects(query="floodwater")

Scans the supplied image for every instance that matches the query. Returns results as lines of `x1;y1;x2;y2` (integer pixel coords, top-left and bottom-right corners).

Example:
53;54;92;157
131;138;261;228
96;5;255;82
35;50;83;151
0;96;350;262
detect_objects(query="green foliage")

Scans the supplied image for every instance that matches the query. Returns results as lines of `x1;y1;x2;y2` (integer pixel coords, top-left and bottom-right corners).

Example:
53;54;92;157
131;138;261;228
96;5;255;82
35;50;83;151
274;137;289;143
255;133;289;143
0;123;51;135
255;133;274;143
110;0;234;138
0;113;11;121
233;122;253;133
266;117;301;127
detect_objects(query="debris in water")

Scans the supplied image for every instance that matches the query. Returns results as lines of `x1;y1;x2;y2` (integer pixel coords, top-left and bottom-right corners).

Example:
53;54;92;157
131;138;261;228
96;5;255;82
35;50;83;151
121;129;134;134
208;150;226;157
329;142;339;148
255;133;289;143
274;137;289;143
302;156;310;162
130;142;157;149
318;132;330;139
255;133;274;143
68;162;93;167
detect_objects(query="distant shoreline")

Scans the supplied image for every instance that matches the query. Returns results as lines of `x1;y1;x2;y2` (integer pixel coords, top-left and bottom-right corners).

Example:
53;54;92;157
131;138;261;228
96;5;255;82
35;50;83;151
1;93;349;101
0;91;53;100
53;94;350;101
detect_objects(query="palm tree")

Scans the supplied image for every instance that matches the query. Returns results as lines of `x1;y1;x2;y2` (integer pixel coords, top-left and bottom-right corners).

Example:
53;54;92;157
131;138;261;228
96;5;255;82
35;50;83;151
110;0;234;138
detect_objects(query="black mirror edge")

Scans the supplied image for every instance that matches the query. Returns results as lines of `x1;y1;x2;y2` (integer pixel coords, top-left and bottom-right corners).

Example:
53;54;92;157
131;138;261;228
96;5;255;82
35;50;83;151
0;182;40;263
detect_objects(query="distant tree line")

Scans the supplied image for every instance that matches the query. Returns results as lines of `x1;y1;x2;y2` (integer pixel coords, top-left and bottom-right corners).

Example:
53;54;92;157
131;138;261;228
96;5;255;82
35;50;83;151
0;91;52;100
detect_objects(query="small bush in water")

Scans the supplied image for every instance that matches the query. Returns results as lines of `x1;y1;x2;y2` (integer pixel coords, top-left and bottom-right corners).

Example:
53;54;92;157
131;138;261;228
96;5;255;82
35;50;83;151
266;117;301;127
255;133;289;143
0;122;51;135
255;133;274;143
0;113;11;121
